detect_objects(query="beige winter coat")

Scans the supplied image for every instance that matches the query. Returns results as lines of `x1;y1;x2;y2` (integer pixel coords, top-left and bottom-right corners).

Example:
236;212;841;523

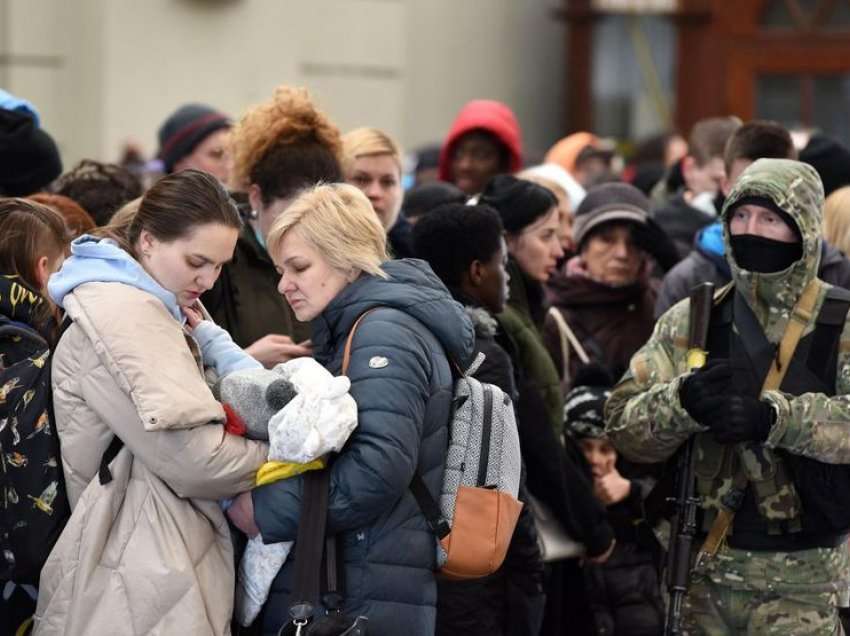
34;282;268;636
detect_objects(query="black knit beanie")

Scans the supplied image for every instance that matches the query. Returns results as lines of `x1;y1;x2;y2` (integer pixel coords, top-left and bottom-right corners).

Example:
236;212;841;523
157;103;231;173
478;174;557;233
0;109;62;196
572;182;650;248
800;134;850;197
564;385;611;440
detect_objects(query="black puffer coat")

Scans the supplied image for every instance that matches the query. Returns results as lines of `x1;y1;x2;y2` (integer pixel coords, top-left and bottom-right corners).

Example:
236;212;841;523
252;259;474;636
582;484;664;636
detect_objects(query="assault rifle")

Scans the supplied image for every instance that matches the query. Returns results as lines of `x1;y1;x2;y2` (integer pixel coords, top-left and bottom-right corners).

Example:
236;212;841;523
664;282;714;636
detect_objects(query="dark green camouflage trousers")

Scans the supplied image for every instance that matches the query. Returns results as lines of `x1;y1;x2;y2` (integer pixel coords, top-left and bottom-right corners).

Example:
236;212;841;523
682;543;850;635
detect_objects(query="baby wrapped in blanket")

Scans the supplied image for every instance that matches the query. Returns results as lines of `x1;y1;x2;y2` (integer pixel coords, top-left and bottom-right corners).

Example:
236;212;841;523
214;357;358;627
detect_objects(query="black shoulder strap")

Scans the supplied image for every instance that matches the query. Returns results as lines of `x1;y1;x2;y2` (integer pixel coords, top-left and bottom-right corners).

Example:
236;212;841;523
288;467;331;622
97;436;125;485
409;474;450;539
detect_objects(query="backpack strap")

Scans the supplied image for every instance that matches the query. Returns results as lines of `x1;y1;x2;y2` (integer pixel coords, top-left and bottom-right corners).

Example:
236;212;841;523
343;307;455;542
97;435;125;485
409;474;450;539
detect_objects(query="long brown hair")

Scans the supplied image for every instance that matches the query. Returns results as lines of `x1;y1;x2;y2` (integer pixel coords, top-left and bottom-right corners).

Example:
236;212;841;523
0;198;68;333
95;169;241;255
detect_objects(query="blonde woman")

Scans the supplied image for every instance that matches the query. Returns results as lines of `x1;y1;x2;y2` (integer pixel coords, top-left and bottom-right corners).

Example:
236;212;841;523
824;185;850;255
342;127;403;232
227;183;474;636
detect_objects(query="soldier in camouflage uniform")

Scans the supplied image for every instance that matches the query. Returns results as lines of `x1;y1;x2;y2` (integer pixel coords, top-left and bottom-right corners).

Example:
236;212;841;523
606;158;850;634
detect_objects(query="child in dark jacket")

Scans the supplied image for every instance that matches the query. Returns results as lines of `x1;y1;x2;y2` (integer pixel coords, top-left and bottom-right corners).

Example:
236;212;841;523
564;371;664;636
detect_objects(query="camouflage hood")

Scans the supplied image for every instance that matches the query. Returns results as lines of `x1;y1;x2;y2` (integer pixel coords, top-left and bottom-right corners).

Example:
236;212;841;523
721;158;825;342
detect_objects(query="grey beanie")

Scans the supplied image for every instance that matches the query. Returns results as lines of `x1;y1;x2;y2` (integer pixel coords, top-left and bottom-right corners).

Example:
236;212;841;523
572;182;650;248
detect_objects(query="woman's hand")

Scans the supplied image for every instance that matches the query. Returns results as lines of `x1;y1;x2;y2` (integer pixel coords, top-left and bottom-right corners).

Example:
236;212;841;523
182;302;204;329
246;334;313;368
227;491;260;538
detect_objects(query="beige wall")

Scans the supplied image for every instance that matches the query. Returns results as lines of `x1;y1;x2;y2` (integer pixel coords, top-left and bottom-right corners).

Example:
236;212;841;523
0;0;566;168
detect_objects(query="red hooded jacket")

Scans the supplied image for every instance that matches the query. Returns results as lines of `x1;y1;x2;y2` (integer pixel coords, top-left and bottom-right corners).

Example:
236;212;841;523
438;100;523;182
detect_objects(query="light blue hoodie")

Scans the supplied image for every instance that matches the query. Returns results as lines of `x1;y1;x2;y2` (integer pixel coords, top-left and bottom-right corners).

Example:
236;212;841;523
49;235;259;376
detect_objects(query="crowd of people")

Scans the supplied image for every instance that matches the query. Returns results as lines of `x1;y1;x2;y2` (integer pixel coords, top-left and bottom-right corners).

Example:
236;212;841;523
3;82;850;635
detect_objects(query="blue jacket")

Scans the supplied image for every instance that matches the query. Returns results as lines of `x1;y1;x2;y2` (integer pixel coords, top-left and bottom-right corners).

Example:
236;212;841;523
252;259;475;636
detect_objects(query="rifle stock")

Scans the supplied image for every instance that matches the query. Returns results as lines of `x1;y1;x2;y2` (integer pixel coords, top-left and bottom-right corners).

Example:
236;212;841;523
664;282;714;635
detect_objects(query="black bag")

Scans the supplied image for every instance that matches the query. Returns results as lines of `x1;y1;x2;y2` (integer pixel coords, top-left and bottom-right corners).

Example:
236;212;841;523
0;318;71;585
278;467;367;636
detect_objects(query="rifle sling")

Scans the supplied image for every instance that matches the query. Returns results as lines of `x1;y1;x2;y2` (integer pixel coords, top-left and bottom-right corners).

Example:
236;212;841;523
697;278;822;562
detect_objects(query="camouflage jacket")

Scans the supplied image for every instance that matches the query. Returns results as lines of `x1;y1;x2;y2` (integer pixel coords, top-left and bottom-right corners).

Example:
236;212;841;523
605;159;850;520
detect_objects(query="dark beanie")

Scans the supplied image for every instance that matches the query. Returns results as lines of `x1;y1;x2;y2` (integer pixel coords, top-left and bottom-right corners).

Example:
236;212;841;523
572;181;650;248
799;134;850;197
157;103;231;173
478;174;557;233
402;181;466;220
563;366;614;440
0;109;62;196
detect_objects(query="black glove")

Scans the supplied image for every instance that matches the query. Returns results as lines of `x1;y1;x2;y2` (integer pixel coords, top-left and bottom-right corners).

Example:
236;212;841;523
702;395;776;444
678;359;732;425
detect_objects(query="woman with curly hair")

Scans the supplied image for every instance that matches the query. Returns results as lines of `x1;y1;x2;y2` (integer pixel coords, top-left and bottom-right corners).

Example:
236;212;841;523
201;86;343;368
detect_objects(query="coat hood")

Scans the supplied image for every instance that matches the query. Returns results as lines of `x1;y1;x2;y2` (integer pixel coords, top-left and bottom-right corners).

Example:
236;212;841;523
721;158;824;340
48;235;184;323
311;258;475;367
438;100;522;182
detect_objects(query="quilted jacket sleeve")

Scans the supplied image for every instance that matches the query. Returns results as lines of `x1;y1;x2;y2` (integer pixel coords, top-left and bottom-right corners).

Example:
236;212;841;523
77;343;268;500
253;312;433;542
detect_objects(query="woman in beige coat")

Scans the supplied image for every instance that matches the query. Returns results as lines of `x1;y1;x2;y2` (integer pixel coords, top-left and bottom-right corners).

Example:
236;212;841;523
34;170;268;635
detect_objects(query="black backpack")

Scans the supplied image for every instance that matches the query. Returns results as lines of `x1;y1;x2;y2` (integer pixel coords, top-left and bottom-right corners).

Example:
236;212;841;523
0;317;70;585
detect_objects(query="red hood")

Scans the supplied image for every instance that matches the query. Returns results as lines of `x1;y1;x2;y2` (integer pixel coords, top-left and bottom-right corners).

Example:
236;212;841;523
438;100;523;182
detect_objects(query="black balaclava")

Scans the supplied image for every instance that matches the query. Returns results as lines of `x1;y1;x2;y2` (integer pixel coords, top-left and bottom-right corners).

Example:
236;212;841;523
729;196;802;273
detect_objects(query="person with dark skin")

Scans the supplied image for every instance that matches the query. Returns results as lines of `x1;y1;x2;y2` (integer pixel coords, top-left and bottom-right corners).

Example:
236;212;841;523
413;203;545;636
438;100;523;196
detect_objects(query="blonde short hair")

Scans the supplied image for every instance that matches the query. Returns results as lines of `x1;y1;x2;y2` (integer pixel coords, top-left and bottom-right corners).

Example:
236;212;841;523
341;127;402;176
268;183;389;278
824;186;850;255
516;170;569;208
